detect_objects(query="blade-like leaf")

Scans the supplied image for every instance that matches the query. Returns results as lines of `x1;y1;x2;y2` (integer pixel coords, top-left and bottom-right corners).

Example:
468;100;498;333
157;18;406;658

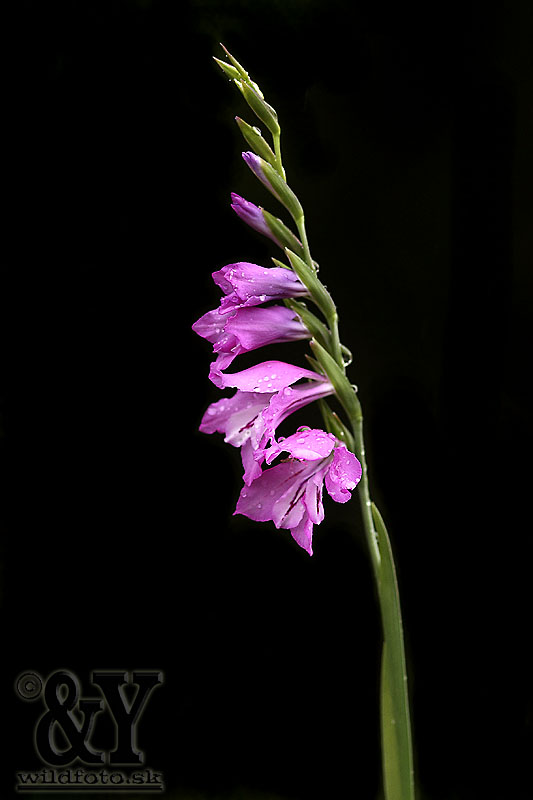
372;503;415;800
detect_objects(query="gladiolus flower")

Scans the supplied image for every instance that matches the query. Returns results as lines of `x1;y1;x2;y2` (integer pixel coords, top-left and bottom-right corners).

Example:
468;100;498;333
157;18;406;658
192;304;310;374
199;374;336;485
213;262;309;314
234;428;362;555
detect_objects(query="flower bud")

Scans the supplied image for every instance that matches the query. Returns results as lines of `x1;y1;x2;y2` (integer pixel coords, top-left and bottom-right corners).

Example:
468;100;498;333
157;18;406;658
242;152;303;221
230;193;280;245
213;57;241;81
219;44;250;82
231;193;303;255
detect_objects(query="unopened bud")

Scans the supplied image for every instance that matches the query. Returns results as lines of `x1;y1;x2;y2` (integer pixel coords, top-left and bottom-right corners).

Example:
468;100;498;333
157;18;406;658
242;152;303;221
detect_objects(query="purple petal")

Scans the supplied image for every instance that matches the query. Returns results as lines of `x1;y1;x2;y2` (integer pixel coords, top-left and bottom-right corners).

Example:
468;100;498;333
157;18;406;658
235;459;312;528
240;438;264;486
263;427;337;465
231;193;279;244
212;262;308;312
258;382;335;453
324;445;363;503
211;360;327;392
199;390;274;448
191;307;235;343
289;513;314;556
242;152;276;197
235;457;328;555
219;305;309;352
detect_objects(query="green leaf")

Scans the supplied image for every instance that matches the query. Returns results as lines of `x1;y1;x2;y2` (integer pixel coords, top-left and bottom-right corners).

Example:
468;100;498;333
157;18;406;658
372;503;415;800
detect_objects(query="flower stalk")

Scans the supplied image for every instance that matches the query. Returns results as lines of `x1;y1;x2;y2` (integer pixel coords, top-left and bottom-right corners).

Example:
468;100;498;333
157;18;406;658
200;45;416;800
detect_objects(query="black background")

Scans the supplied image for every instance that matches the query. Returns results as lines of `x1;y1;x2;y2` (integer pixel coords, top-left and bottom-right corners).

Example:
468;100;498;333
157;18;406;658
1;1;532;799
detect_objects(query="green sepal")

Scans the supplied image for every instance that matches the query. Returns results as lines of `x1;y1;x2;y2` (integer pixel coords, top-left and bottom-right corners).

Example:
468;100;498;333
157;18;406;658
310;338;361;422
262;211;303;256
317;400;356;452
271;257;291;270
235;117;276;166
284;299;331;351
304;354;326;376
372;503;416;800
238;81;280;136
260;162;302;218
284;249;335;319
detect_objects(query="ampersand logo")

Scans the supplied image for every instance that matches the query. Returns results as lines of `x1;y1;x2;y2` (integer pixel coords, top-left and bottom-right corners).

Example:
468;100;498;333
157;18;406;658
34;671;104;766
16;669;163;769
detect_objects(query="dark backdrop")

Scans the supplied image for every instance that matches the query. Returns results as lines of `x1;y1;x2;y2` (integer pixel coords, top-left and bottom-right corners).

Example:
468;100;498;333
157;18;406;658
2;2;532;799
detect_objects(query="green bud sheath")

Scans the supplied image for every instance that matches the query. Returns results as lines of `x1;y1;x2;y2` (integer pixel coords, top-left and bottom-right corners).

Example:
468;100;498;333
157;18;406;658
238;81;280;136
213;57;241;81
262;210;304;257
219;44;250;82
310;338;361;423
261;164;303;219
284;299;332;351
285;249;335;319
317;400;356;452
235;117;277;166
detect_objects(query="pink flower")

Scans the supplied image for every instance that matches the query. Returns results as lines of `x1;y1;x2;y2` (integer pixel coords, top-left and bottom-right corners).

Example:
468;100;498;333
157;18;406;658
199;363;335;485
212;262;308;314
234;428;362;555
192;304;310;374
